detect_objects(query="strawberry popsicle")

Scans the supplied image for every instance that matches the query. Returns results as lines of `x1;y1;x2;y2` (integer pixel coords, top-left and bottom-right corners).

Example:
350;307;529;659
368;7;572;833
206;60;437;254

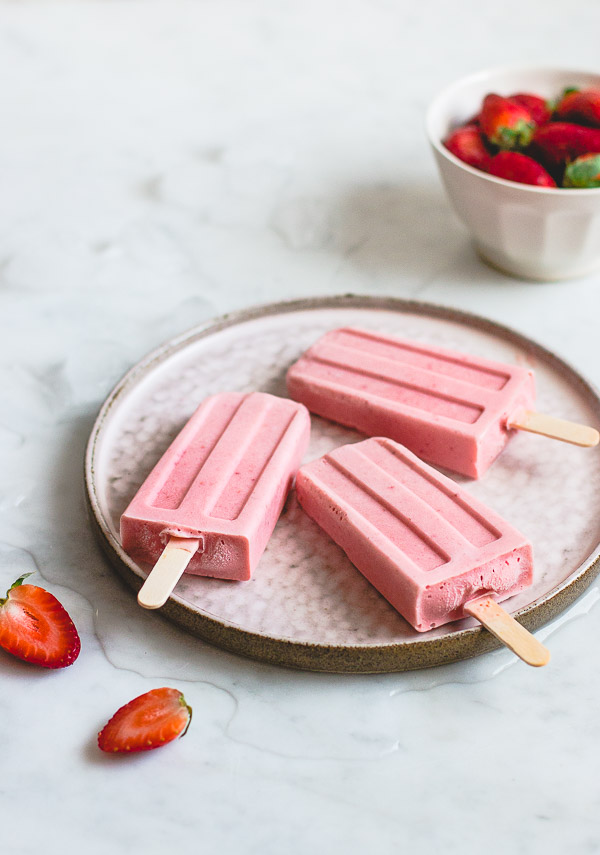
121;391;310;607
287;327;598;478
296;437;533;633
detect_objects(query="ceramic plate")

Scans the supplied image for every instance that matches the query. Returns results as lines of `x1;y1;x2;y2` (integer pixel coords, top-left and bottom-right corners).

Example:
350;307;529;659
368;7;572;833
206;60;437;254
85;296;600;672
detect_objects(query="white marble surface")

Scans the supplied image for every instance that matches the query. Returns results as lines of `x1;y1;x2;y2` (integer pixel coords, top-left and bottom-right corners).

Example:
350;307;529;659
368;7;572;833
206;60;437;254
3;1;600;853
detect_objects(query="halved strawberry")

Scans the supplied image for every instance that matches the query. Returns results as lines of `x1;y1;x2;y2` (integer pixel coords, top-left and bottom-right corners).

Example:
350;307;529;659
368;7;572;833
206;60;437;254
98;687;192;753
0;574;81;668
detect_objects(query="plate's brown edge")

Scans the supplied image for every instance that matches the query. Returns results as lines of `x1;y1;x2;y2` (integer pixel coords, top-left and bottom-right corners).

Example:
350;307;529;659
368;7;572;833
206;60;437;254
84;295;600;673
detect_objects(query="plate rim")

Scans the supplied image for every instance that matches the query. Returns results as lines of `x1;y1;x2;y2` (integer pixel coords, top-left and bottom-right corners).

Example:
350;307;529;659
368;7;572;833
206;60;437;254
84;295;600;672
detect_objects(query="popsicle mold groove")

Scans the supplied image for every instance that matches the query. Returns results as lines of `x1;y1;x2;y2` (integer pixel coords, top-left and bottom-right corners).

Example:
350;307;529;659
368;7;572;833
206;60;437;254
324;456;451;572
322;328;511;391
287;326;536;478
359;439;501;548
151;393;247;510
296;438;533;631
209;411;296;521
306;356;485;424
120;391;310;580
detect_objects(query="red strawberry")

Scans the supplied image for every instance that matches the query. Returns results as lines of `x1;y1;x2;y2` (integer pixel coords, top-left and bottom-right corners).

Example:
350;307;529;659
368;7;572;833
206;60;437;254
488;151;557;187
480;93;536;149
98;687;192;753
444;125;492;171
0;574;81;668
555;88;600;127
563;153;600;188
530;122;600;168
510;93;552;126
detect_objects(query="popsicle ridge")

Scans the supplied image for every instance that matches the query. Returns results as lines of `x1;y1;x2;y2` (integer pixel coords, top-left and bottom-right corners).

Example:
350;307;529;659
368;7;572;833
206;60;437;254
287;327;536;477
121;392;311;580
176;394;295;520
151;393;247;511
296;438;533;631
303;354;486;424
320;454;452;572
359;438;501;548
310;333;511;397
313;443;501;568
327;329;511;391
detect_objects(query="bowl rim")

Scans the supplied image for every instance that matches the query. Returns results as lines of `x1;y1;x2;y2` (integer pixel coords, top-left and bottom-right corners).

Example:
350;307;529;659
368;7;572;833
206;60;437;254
425;64;600;197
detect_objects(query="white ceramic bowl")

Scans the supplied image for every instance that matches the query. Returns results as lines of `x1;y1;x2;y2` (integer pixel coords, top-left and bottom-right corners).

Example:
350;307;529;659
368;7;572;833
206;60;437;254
426;66;600;281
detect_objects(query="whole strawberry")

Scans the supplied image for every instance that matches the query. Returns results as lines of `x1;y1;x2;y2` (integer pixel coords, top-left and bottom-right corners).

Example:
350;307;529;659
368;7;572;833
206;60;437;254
444;125;492;171
480;93;536;149
488;151;557;187
555;88;600;127
563;153;600;188
98;687;192;753
510;93;552;126
0;574;81;668
531;122;600;168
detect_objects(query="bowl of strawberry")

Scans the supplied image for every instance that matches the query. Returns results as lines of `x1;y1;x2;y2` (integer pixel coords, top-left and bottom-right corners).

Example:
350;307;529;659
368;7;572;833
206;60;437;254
426;66;600;280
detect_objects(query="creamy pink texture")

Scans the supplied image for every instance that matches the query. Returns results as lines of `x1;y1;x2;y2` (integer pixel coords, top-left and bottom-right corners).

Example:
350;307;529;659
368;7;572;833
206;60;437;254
120;392;310;580
286;327;535;478
296;437;533;631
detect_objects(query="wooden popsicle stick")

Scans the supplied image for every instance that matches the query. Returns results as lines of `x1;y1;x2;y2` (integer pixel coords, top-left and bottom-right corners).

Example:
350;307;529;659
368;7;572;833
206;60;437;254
508;410;599;448
137;536;201;610
464;596;550;667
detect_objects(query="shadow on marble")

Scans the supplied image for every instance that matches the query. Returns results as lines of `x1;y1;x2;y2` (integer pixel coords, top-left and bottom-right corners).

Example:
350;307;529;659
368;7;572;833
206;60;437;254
328;181;464;272
0;650;61;680
326;180;543;288
82;732;153;767
44;411;137;604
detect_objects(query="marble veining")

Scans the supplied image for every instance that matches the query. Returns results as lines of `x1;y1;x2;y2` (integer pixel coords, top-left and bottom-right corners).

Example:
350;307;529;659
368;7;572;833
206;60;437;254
3;2;600;854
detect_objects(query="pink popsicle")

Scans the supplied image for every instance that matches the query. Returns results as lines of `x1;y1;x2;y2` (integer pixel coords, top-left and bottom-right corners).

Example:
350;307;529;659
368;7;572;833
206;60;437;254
287;327;536;478
296;437;533;632
121;392;310;588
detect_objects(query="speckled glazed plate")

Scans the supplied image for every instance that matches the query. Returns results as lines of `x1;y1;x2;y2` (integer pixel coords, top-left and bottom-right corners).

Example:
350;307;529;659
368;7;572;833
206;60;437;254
85;296;600;672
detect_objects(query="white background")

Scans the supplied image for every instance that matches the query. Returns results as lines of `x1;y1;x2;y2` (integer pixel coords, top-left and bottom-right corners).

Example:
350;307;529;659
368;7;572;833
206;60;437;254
2;2;600;853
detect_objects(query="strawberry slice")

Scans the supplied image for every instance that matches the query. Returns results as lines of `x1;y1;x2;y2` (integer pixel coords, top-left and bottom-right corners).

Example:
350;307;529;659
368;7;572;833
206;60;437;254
98;687;192;753
0;574;81;668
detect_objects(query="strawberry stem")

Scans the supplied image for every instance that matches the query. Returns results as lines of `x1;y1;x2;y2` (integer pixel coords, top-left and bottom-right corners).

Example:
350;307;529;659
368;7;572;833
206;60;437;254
180;694;193;738
11;573;33;589
0;572;34;605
